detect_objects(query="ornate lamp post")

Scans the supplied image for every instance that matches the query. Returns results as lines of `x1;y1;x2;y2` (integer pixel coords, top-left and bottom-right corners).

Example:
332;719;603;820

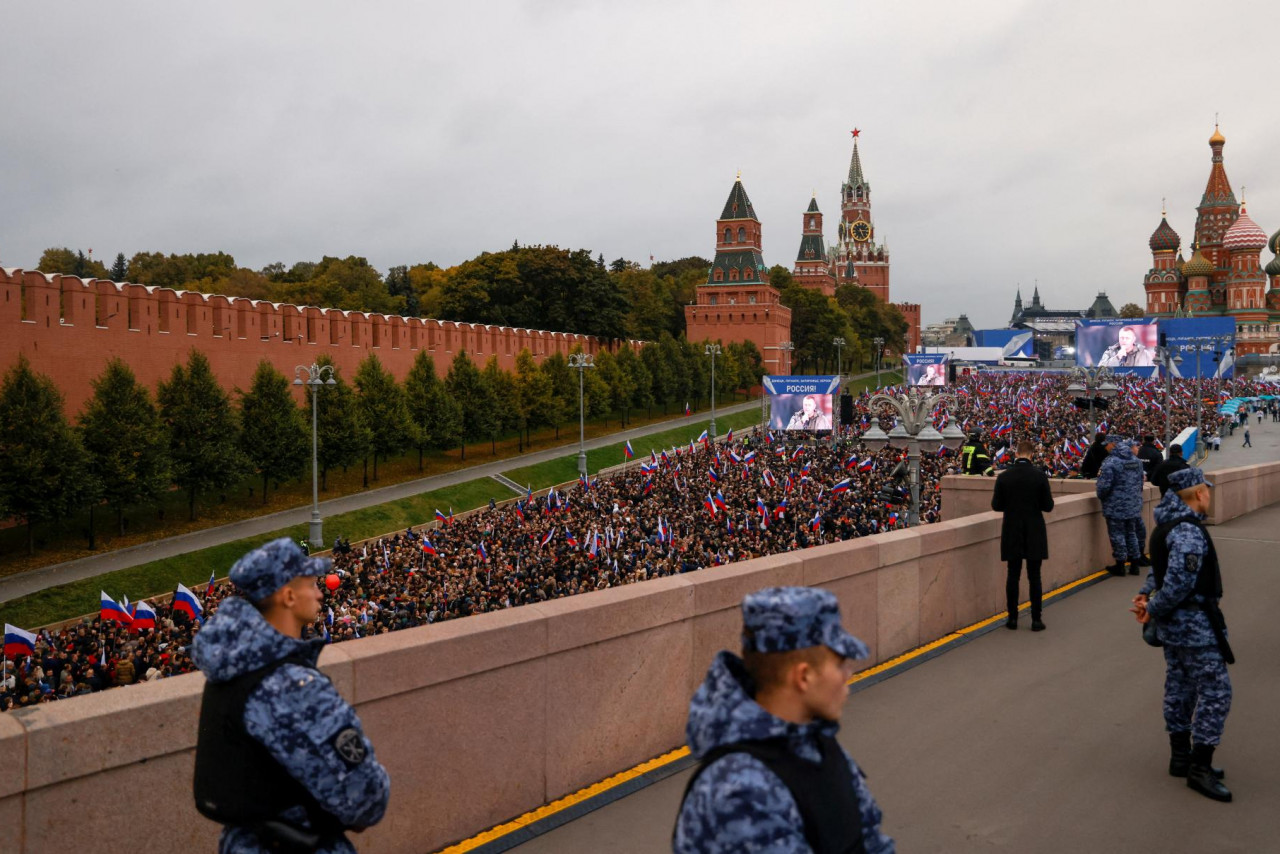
705;343;721;439
873;336;884;388
569;353;595;479
859;388;966;526
293;363;337;548
1064;366;1119;435
778;340;794;374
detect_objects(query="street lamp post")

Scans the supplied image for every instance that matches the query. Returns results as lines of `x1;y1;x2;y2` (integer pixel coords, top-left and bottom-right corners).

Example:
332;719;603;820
1170;336;1233;457
1064;366;1119;435
569;353;595;479
859;387;966;527
705;343;721;439
872;336;884;388
293;363;337;548
832;337;846;447
778;340;794;374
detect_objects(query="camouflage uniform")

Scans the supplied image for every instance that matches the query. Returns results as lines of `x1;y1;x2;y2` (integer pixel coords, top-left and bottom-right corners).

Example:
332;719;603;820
673;587;894;853
192;540;390;854
1095;439;1144;562
1140;481;1231;748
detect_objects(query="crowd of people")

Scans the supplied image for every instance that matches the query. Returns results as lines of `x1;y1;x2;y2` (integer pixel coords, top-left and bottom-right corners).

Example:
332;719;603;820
4;371;1273;712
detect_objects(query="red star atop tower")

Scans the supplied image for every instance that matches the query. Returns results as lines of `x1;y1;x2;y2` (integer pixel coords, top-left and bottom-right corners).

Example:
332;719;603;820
850;128;861;138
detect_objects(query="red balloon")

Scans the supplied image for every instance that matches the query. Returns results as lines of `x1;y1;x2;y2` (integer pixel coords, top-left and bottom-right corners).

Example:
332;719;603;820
325;574;340;592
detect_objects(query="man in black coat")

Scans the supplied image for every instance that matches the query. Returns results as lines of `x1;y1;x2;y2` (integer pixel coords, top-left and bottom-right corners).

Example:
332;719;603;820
1136;434;1164;480
1150;444;1189;496
1080;431;1109;479
991;439;1055;631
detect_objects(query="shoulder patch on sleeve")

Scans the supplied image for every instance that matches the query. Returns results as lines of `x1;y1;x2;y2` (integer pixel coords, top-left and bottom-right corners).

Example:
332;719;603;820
331;727;368;768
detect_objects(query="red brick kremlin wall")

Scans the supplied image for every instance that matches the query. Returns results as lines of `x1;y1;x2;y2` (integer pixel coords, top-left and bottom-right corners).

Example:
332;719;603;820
0;268;631;413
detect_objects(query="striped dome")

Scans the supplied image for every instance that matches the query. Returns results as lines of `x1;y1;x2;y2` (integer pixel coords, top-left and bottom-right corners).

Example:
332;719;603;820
1148;217;1180;252
1222;207;1267;252
1183;247;1215;278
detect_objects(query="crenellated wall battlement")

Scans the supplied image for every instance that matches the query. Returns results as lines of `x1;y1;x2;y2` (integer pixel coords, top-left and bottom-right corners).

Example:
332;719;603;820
0;268;637;412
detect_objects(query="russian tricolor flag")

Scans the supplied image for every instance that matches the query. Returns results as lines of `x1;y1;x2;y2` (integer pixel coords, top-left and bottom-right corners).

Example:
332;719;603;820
172;583;203;624
565;529;579;548
725;428;734;444
697;429;709;445
708;468;719;483
844;454;859;470
831;478;853;493
714;490;728;510
101;591;133;626
540;527;556;547
810;511;822;531
858;458;875;473
624;440;634;459
421;539;437;556
4;623;36;660
684;402;691;416
756;497;768;517
130;601;157;633
703;494;718;516
657;517;668;541
435;508;448;524
477;541;489;561
742;451;756;464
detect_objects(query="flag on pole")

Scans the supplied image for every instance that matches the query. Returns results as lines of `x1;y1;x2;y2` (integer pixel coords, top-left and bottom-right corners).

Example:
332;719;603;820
725;428;734;444
708;467;719;483
810;511;822;531
684;402;691;416
100;592;133;626
714;490;728;510
172;584;203;624
565;529;579;548
703;494;718;517
697;429;709;445
540;527;556;547
130;601;157;633
3;624;36;660
435;508;448;524
421;539;437;556
831;478;852;493
624;440;634;459
477;541;489;561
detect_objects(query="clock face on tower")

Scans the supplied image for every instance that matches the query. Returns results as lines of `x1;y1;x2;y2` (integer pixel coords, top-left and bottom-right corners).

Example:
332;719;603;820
851;220;871;242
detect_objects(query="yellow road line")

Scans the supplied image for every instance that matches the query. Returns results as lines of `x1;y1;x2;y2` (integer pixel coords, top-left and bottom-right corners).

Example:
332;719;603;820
431;568;1112;853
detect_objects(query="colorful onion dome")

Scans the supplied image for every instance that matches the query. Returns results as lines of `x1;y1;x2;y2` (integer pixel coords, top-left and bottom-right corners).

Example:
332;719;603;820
1148;216;1181;252
1183;247;1215;278
1222;206;1267;252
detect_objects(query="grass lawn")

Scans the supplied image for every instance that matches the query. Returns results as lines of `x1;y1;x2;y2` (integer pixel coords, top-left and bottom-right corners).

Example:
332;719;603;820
0;479;499;630
501;408;765;490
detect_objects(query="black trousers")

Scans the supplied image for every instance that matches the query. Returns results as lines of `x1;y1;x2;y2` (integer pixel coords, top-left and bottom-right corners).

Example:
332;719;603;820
1006;558;1042;621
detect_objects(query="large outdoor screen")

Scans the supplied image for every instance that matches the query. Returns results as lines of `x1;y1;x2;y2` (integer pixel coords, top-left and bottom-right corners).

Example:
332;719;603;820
904;353;948;386
763;375;840;432
1076;319;1158;368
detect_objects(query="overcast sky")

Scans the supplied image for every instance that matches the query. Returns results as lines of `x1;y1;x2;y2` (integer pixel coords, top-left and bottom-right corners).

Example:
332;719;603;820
3;0;1277;329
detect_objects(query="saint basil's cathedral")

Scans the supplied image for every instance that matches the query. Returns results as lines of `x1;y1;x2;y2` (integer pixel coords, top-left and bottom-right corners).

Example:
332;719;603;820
1142;126;1280;355
686;131;922;375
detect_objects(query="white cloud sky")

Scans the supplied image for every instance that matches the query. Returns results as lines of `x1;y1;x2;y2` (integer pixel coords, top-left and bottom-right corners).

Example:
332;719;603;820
2;0;1277;329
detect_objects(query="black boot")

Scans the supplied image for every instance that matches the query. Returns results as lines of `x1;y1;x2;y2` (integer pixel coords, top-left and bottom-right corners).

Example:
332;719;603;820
1005;614;1017;630
1031;618;1046;631
1107;563;1127;577
1169;731;1191;777
1128;560;1141;576
1187;744;1231;801
1137;553;1152;567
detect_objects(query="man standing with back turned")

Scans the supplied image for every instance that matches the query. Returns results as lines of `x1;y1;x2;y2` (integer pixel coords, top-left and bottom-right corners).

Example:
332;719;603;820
992;439;1054;631
1131;468;1233;802
192;538;390;853
1096;435;1146;576
674;586;894;853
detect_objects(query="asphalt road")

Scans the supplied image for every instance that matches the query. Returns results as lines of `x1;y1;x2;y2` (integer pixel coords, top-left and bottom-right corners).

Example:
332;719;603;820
509;503;1279;853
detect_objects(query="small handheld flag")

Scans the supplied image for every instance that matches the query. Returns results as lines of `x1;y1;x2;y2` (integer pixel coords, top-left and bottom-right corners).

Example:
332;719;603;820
4;624;36;660
624;440;635;459
684;402;691;416
421;539;437;556
130;601;157;633
540;527;556;547
172;584;204;624
100;591;133;626
435;508;448;524
477;541;489;561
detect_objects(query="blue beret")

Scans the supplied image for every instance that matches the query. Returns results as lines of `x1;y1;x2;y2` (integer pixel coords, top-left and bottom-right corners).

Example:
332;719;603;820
1168;467;1213;492
229;537;330;602
742;586;869;660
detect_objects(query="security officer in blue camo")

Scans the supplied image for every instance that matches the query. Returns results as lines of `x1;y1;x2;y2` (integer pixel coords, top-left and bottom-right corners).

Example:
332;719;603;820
673;586;894;853
1095;435;1148;576
192;538;391;852
1131;467;1234;802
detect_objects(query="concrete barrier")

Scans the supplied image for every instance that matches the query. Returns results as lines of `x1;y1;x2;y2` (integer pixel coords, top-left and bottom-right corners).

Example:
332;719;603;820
1204;461;1280;525
3;462;1277;853
940;473;1110;521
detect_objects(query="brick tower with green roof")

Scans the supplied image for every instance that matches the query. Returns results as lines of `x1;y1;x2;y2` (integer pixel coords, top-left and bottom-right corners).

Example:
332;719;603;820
686;175;793;373
793;194;835;296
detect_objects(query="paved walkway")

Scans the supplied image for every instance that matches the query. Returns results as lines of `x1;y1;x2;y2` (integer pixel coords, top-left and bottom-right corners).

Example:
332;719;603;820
1202;407;1280;472
510;503;1280;853
0;399;763;603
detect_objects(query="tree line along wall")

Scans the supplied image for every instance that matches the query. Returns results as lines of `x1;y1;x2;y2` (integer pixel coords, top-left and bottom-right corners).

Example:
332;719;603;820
1;268;637;413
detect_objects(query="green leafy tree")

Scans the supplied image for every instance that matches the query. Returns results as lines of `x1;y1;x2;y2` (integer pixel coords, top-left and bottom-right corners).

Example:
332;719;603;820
239;361;308;504
384;265;420;317
424;383;463;456
1119;302;1145;319
310;357;366;491
110;253;128;281
0;357;94;553
539;351;573;439
619;346;654;419
445;351;490;459
513;348;555;448
657;333;690;413
404;351;441;469
79;358;170;536
681;339;708;408
729;340;765;393
37;247;109;279
640;339;674;416
481;356;517;453
354;354;411;481
158;350;247;520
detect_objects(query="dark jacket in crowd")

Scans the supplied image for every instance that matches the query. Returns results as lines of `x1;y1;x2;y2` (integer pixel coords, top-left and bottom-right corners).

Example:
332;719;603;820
1080;436;1109;479
1136;440;1164;480
991;458;1055;561
961;440;992;476
1096;444;1145;519
1151;452;1190;496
